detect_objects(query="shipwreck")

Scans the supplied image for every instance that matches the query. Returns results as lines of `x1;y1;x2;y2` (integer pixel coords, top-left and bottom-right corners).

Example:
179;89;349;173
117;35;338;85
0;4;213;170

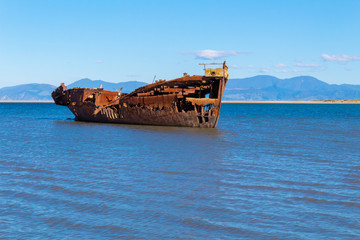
52;62;229;128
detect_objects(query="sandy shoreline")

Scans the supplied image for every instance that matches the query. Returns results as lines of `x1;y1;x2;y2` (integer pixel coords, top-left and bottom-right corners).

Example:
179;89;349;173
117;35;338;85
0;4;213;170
1;100;360;104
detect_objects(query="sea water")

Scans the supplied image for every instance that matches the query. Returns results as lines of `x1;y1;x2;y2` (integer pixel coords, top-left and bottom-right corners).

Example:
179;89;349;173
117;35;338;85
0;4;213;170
0;103;359;239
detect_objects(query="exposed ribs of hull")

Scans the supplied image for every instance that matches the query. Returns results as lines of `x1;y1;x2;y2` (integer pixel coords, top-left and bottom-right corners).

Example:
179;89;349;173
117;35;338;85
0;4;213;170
52;63;228;128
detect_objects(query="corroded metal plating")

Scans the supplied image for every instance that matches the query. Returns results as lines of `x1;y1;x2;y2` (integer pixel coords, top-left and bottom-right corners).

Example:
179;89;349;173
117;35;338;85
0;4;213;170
52;62;228;128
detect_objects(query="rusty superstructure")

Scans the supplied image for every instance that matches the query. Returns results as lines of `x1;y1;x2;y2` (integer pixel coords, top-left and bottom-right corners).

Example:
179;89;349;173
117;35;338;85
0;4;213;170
52;62;228;128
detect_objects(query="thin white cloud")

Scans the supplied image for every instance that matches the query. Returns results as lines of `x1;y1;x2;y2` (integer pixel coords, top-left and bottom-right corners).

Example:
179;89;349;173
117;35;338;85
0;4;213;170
258;62;325;74
274;63;287;68
294;63;319;67
259;67;270;73
230;64;255;69
96;60;104;63
321;54;360;62
293;63;325;71
126;74;141;78
194;49;248;59
275;70;289;73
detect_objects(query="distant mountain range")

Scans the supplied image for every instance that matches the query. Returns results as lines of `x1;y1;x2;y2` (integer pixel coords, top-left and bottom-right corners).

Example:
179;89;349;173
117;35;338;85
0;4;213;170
0;79;147;101
0;83;57;101
1;76;360;101
224;75;360;101
67;78;147;93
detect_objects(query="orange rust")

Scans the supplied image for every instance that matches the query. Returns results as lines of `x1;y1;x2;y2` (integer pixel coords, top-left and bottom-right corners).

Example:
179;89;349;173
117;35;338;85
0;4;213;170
52;62;228;128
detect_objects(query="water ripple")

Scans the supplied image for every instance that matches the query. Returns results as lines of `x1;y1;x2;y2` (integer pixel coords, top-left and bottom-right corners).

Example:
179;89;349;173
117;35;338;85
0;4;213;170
1;103;360;239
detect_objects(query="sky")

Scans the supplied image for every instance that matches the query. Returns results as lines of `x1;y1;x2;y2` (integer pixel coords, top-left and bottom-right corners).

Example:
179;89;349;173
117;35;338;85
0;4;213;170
0;0;359;88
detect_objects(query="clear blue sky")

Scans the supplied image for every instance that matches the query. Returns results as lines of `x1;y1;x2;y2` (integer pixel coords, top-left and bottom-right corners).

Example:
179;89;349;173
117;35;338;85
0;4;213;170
0;0;359;88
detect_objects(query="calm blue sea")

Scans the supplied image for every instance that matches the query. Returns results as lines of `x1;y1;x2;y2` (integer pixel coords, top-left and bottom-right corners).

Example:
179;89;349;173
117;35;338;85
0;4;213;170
0;103;360;239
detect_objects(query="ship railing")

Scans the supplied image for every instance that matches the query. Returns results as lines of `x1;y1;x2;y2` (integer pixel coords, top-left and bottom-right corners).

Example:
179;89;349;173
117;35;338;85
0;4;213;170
198;61;227;70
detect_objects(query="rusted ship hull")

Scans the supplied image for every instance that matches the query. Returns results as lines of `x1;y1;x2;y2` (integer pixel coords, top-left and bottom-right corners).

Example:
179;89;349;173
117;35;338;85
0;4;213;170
52;62;228;128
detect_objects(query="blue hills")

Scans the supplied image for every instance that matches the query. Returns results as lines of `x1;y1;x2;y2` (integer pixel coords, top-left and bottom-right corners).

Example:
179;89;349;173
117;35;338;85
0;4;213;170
67;78;147;93
1;76;360;101
0;79;148;101
0;83;57;101
224;75;360;101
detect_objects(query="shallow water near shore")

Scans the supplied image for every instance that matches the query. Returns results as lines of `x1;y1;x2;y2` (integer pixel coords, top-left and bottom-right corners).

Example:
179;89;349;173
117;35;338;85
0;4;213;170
1;103;360;239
